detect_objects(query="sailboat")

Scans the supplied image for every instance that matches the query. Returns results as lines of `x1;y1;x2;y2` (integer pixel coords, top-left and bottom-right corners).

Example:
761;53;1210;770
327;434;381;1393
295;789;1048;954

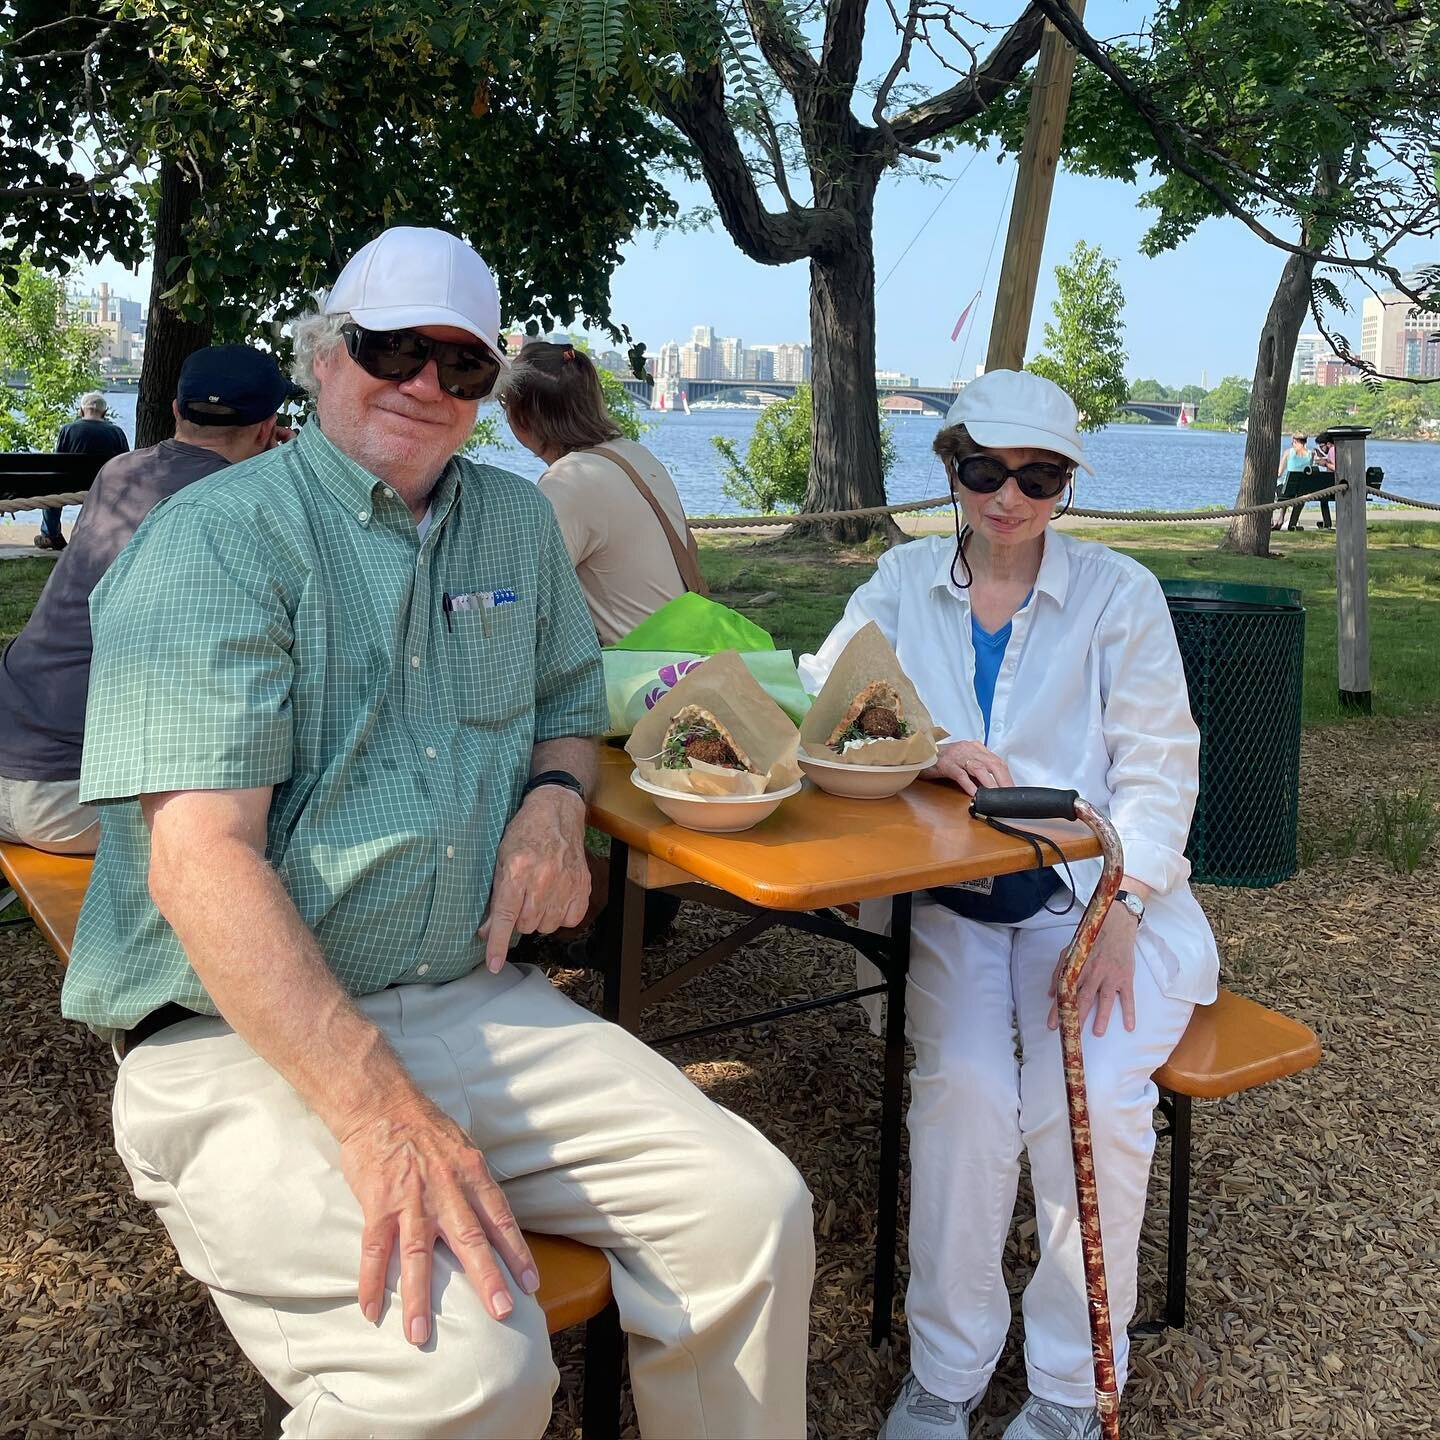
1176;403;1193;428
680;391;692;415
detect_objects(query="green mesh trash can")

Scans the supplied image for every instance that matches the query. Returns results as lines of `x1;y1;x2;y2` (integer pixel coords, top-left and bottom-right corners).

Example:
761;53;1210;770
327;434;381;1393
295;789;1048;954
1162;581;1304;887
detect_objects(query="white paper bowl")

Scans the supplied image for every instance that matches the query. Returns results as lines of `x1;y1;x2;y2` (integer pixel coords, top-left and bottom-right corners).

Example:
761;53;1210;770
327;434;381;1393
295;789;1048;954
796;748;932;799
630;770;802;833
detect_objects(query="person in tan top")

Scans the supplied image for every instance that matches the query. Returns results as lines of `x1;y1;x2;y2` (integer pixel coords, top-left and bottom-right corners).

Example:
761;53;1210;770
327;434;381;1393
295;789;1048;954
503;342;705;644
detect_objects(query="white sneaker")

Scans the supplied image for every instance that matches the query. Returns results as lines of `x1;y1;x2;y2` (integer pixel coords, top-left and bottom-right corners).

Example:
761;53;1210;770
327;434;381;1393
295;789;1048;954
1001;1395;1101;1439
878;1372;983;1439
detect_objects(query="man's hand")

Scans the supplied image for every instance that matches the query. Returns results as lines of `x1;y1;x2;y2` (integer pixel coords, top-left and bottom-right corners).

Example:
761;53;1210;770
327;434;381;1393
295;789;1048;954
339;1096;538;1343
478;786;590;972
923;740;1015;796
1048;903;1139;1036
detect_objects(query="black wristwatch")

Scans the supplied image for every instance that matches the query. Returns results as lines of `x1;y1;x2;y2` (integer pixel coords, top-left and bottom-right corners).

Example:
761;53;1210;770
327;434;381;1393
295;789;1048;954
522;769;587;803
1115;889;1145;925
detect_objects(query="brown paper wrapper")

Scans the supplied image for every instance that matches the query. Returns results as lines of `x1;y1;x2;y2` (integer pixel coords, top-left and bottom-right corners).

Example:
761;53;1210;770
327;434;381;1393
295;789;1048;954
799;621;945;767
627;649;802;796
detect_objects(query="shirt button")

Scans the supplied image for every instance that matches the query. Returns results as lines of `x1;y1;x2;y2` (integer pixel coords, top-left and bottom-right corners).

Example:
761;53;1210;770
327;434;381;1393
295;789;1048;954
417;963;430;977
445;845;455;858
425;746;437;759
357;509;369;522
410;655;421;669
383;486;395;499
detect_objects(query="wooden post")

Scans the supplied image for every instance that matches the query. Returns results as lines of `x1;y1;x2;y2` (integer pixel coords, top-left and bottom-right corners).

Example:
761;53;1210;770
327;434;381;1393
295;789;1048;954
985;0;1087;374
1327;425;1372;712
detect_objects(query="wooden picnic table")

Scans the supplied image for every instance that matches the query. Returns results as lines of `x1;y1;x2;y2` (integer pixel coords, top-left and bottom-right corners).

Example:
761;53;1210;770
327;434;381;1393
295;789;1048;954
586;745;1100;1342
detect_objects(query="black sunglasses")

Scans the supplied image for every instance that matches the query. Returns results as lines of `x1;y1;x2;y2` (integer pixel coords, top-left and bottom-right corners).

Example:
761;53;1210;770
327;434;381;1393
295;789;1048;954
950;453;1072;501
340;323;502;400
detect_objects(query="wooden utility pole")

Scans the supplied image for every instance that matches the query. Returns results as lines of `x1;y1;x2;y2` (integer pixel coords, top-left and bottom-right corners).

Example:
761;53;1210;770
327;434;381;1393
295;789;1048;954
986;1;1087;373
1328;425;1373;712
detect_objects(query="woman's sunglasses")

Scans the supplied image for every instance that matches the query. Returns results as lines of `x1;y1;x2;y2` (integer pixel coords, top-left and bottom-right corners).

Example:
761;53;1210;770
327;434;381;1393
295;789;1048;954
950;453;1072;500
341;323;502;400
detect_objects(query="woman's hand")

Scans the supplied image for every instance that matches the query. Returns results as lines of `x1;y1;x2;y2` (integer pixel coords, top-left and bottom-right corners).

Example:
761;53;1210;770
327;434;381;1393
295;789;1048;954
1048;903;1139;1036
923;740;1015;796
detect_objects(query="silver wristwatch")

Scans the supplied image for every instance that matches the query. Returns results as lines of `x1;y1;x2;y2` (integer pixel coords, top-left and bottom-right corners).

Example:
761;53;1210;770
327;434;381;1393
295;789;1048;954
1116;889;1145;924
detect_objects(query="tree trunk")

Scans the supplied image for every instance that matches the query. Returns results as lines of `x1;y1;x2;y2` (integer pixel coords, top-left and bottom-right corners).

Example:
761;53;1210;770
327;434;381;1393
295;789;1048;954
1222;251;1315;555
135;159;214;448
807;180;885;544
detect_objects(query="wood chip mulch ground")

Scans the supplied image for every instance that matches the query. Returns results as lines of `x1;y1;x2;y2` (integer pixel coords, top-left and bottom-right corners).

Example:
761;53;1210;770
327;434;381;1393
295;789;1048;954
3;718;1437;1438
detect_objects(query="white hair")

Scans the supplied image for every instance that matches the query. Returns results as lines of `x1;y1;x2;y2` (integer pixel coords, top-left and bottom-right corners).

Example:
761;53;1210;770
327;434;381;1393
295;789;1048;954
79;391;107;415
290;310;350;398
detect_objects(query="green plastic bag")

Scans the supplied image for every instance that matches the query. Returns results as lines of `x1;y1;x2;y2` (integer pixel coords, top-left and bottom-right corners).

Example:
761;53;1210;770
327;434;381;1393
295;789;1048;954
602;596;810;736
607;593;775;654
601;650;811;737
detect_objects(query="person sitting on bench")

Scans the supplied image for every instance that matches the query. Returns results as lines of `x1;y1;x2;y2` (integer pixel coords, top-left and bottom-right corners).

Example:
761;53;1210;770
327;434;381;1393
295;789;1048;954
35;392;129;551
60;226;813;1440
0;346;297;855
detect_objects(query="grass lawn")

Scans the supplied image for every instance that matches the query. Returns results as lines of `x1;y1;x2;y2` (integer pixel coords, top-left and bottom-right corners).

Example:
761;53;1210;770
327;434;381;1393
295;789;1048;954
701;521;1440;728
5;525;1437;728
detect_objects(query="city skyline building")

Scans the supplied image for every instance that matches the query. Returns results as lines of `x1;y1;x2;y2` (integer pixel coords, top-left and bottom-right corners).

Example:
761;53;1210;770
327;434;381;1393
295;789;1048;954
70;281;145;371
1360;273;1440;376
1292;332;1325;385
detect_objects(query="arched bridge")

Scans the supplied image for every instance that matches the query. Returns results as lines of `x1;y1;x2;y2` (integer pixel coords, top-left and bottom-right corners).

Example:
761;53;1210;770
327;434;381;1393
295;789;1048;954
1118;400;1189;424
621;379;1193;425
620;377;964;414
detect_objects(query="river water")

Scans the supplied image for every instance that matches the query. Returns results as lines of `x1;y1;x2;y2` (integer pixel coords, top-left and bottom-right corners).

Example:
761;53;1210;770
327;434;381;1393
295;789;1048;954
10;394;1438;528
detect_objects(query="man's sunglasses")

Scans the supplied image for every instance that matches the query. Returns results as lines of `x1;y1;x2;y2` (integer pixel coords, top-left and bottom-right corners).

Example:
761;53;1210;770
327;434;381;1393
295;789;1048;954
340;323;502;400
950;453;1073;500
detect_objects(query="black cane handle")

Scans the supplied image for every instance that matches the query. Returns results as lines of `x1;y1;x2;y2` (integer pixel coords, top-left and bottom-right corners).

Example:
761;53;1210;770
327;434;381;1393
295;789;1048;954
970;786;1080;822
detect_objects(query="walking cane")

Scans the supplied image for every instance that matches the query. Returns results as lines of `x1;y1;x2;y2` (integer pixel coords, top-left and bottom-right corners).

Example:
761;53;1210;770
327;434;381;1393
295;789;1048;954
971;787;1126;1440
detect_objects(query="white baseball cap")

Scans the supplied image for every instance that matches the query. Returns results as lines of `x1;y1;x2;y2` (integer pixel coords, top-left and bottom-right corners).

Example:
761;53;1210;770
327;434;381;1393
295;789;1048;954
324;226;507;362
943;369;1093;474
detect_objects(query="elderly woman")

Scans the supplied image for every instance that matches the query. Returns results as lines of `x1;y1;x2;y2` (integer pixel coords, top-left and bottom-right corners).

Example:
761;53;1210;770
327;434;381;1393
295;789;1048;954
503;341;704;645
800;370;1219;1440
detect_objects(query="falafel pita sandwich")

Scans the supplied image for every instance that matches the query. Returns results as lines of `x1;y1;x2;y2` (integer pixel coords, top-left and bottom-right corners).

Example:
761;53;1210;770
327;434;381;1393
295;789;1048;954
628;649;802;797
800;622;944;767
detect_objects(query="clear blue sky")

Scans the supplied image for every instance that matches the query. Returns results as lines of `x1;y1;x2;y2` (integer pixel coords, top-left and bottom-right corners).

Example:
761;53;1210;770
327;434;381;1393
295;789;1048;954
84;2;1436;390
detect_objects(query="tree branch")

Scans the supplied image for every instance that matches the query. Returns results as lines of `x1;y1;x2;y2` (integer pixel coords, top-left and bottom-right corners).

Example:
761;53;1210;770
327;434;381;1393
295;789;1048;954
1027;0;1439;302
658;63;841;264
890;5;1044;145
739;0;817;100
822;0;869;92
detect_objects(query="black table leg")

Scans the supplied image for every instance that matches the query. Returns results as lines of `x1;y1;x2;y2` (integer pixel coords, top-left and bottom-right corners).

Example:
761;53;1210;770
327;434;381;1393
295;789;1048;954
872;892;912;1347
1164;1090;1192;1330
601;841;646;1032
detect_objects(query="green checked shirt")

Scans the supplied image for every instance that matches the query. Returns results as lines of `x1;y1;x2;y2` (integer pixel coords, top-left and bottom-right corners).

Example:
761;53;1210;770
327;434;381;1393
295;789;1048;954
62;420;606;1034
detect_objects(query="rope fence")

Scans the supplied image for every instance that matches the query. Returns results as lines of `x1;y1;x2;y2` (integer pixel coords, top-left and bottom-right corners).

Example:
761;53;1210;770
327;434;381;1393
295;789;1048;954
678;479;1440;529
4;484;1438;524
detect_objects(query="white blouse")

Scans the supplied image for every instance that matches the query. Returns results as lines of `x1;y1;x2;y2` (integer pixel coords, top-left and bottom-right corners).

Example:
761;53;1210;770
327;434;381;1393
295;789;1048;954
799;528;1220;1005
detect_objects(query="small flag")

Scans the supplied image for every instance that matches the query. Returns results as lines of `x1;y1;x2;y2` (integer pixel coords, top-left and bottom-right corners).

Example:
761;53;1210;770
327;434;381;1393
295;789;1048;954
951;290;981;342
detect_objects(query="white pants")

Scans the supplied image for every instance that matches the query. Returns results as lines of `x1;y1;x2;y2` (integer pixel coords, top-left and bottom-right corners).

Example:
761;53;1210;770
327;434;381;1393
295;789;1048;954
0;773;98;854
112;964;814;1438
903;901;1193;1408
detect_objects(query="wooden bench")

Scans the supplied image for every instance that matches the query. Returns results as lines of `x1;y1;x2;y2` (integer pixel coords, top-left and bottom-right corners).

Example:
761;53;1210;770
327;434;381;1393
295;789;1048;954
0;842;622;1440
1147;987;1321;1330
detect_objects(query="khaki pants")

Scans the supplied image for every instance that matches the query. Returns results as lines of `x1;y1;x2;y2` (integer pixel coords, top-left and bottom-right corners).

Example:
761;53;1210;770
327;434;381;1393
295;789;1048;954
112;965;814;1438
0;774;99;854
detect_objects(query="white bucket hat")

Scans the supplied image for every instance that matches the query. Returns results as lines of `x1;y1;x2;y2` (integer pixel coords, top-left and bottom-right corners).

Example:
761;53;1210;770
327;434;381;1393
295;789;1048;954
943;369;1093;474
324;227;508;364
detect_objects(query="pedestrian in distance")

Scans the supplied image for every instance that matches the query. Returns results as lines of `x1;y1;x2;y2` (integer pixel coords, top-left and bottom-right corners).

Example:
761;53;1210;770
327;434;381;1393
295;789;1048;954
36;391;129;550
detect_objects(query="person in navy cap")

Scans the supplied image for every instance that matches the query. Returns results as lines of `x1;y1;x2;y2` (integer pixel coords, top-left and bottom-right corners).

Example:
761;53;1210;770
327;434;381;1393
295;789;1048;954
0;343;300;854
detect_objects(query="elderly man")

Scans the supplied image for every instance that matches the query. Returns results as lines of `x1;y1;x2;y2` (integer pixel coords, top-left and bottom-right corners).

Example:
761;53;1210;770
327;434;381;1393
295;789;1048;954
37;391;130;550
0;347;296;853
61;227;812;1439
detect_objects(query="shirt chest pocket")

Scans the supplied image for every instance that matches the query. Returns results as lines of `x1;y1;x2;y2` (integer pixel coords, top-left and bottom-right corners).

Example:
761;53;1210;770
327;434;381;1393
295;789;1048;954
445;598;536;727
